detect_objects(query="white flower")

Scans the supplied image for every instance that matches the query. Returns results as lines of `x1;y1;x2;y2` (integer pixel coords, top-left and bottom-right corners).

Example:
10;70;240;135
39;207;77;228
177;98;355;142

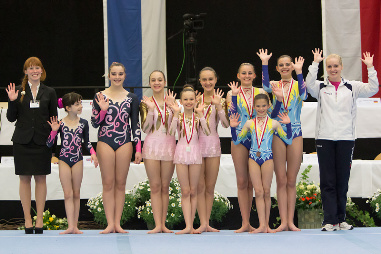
307;185;315;190
21;91;26;95
171;213;175;217
52;215;56;219
171;203;175;207
148;188;151;191
33;216;37;220
97;207;102;212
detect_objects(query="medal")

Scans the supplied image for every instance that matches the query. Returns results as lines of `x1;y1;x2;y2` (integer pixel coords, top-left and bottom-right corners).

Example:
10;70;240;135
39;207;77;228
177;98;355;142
280;79;294;113
239;87;255;118
183;113;195;152
254;116;268;158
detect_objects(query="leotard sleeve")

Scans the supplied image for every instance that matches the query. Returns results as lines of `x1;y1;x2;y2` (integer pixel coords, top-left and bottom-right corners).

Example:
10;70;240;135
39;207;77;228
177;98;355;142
262;65;272;93
270;100;282;119
130;94;142;153
83;119;96;155
276;122;292;145
46;122;62;148
297;73;307;100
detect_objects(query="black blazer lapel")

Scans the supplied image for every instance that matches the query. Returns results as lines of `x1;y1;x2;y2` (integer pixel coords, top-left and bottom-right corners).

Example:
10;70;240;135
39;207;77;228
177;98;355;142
36;83;46;101
24;84;33;102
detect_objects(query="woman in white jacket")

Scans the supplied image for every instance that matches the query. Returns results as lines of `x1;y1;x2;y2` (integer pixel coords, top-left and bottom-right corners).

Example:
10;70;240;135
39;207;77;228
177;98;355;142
306;48;379;231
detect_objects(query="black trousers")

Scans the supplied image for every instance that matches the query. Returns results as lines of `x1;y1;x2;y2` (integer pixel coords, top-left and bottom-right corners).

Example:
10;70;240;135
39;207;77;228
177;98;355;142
316;139;355;225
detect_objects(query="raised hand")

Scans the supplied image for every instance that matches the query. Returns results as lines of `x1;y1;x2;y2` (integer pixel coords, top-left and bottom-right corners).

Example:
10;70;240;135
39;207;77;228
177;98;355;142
361;52;374;68
312;48;324;63
211;88;224;105
256;48;272;65
195;90;202;103
95;92;109;111
142;96;155;110
229;113;241;128
91;154;99;168
277;112;290;124
165;89;177;105
227;81;240;96
195;102;205;117
168;101;181;114
6;83;19;101
47;116;61;132
271;83;283;102
292;56;304;74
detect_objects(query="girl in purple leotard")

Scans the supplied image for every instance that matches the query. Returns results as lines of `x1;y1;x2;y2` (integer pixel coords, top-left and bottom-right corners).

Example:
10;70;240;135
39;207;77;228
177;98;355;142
47;92;98;234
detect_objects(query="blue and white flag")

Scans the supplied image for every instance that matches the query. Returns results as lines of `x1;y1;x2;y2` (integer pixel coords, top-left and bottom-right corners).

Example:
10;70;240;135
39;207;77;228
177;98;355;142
104;0;167;99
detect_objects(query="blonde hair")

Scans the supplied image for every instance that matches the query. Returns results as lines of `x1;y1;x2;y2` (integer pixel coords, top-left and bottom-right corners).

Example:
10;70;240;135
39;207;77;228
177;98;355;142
108;62;126;76
237;63;255;73
180;84;196;99
21;57;46;102
326;54;343;66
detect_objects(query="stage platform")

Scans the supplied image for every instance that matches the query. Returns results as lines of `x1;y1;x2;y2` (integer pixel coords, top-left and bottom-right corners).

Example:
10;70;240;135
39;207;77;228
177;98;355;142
1;228;381;254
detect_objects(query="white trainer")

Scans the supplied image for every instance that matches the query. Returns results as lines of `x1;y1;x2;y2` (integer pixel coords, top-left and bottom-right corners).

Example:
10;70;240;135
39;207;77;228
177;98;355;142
321;224;339;231
339;222;354;230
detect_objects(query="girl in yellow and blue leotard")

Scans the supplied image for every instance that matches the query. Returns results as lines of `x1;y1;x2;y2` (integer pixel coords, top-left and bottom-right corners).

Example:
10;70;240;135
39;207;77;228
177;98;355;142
230;93;291;234
226;63;269;233
257;49;307;232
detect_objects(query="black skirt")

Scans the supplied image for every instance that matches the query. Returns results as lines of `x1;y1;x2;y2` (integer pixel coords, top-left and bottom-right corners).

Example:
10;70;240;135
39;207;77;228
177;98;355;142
13;141;52;175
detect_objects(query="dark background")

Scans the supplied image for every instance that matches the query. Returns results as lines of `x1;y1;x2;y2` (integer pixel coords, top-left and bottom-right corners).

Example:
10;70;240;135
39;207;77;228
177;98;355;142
0;0;379;227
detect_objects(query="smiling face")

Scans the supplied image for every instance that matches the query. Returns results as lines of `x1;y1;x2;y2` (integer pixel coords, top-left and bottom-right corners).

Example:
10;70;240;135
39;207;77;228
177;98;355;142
67;100;83;115
199;70;217;92
109;66;126;86
24;65;43;82
237;64;256;86
180;90;196;110
276;56;293;79
149;71;166;93
326;55;343;82
254;98;270;116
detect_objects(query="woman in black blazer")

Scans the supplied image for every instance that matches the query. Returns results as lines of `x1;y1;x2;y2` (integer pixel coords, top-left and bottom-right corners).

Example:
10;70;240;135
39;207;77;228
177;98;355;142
6;57;57;234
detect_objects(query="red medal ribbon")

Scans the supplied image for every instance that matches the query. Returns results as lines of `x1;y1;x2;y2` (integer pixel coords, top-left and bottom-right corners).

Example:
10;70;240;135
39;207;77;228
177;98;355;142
202;94;212;118
183;113;195;145
152;95;166;126
254;116;268;152
280;79;294;111
239;87;255;118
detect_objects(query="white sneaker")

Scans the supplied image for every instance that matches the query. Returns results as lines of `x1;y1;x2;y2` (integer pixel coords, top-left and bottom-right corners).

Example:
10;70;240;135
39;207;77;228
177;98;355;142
339;222;354;230
321;224;339;231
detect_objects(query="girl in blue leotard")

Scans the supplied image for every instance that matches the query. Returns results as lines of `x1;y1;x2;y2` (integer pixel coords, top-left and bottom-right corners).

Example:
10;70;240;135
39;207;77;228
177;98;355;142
47;92;98;234
230;92;292;233
257;49;306;231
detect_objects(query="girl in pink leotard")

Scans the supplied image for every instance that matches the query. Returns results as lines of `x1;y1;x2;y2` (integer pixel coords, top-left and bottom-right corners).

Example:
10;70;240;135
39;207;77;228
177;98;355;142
140;70;177;234
196;67;229;233
167;85;210;234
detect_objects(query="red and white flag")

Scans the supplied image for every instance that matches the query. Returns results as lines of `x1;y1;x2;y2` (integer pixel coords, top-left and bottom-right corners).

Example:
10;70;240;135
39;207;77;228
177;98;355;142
322;0;381;97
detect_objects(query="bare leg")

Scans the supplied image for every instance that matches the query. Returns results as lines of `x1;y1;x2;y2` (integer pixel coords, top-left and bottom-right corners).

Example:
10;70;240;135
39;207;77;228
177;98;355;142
196;158;208;232
145;159;164;233
71;161;84;234
272;136;288;232
231;142;253;233
58;161;75;234
176;164;202;234
204;157;220;232
114;143;133;233
97;141;116;234
19;175;33;228
261;160;276;233
286;136;303;231
34;175;47;228
160;160;175;233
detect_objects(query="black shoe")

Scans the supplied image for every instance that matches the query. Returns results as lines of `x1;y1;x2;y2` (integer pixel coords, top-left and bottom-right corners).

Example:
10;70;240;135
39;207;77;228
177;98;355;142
25;227;34;234
34;227;43;234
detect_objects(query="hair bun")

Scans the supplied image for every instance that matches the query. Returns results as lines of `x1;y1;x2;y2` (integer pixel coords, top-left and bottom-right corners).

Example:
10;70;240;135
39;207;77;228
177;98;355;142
57;98;64;109
183;84;194;90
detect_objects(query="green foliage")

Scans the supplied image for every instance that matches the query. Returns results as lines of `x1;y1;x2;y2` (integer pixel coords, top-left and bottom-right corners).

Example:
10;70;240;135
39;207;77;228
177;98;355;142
346;198;375;227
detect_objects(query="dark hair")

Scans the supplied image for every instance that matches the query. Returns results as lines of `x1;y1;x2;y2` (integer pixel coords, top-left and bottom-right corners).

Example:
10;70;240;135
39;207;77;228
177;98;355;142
149;70;166;82
254;93;270;105
61;92;83;112
180;84;196;99
277;55;293;65
108;62;126;76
